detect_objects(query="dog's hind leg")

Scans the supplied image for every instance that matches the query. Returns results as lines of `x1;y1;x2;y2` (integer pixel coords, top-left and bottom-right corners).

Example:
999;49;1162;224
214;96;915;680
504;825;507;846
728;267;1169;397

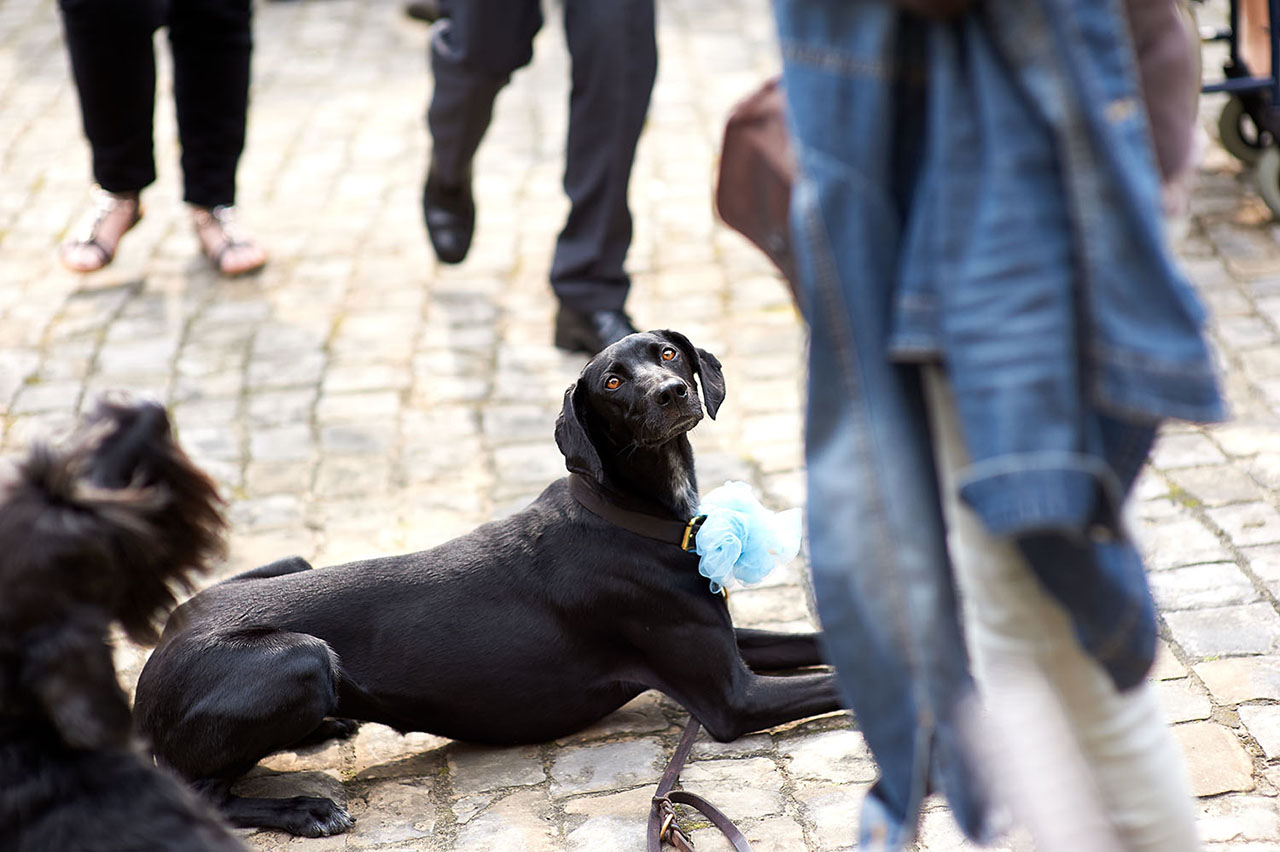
734;628;827;670
291;716;361;747
135;630;356;836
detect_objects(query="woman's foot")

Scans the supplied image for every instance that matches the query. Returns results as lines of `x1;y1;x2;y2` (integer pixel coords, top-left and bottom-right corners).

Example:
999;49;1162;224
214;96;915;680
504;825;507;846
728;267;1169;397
192;205;267;276
59;187;143;273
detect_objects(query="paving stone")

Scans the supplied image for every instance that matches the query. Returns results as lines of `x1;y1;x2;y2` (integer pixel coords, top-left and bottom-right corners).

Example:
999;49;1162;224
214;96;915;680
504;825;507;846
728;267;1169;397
1243;545;1280;598
793;781;863;851
1155;678;1213;724
562;786;652;852
1148;562;1260;610
1151;431;1228;469
1208;502;1280;547
1167;466;1265;506
490;442;566;485
1211;423;1280;458
549;739;665;797
227;493;308;531
1173;722;1256;796
1196;657;1280;704
778;729;877;785
1151;639;1189;681
678;756;787;822
351;724;450;779
1137;515;1232;569
10;380;83;414
1197;795;1280;845
915;804;1030;851
727;584;813;627
687;816;808;852
1240;705;1280;759
447;744;546;795
1164;604;1280;658
249;424;315;463
347;780;437;847
453;788;559;852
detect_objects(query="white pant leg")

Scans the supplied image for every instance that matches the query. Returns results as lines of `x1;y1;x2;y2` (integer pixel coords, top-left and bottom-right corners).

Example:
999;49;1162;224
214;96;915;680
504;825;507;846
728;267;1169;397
923;368;1200;852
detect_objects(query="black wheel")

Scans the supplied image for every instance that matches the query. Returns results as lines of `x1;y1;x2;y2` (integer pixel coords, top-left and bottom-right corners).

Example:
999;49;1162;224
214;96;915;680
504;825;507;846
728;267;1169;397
1255;146;1280;218
1219;97;1270;165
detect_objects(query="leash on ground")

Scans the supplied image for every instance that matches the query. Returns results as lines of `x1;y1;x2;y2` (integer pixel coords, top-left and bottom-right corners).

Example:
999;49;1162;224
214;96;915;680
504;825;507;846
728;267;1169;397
647;718;753;851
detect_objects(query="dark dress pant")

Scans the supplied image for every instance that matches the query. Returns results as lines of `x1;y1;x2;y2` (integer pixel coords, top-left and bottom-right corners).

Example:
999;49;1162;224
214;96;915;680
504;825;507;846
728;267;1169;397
428;0;657;312
59;0;253;207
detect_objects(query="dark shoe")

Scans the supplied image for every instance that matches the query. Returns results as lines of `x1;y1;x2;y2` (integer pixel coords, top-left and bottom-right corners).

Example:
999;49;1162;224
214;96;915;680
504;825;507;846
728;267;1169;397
422;169;474;264
554;308;638;355
404;0;443;22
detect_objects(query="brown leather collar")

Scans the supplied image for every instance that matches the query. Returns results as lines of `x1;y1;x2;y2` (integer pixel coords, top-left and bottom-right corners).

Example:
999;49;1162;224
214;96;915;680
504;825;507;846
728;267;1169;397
568;474;705;552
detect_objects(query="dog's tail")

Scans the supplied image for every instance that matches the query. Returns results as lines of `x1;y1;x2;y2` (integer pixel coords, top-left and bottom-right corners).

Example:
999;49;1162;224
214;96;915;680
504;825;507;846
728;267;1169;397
0;398;227;645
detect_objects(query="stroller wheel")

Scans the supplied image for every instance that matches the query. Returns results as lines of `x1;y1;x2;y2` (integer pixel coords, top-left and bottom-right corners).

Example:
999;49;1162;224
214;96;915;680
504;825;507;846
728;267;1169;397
1255;146;1280;218
1219;97;1270;165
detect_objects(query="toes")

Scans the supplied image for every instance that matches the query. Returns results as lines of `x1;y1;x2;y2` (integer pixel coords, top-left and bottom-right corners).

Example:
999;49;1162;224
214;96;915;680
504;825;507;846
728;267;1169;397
329;718;361;739
292;798;354;837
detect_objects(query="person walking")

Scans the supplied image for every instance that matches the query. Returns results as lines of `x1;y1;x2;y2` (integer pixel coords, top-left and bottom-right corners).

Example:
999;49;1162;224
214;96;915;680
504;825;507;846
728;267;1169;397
768;0;1218;848
421;0;655;355
57;0;266;277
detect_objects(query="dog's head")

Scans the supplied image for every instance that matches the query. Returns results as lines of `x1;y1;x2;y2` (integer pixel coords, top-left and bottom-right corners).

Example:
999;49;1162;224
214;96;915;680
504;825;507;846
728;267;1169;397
0;398;226;646
555;330;726;481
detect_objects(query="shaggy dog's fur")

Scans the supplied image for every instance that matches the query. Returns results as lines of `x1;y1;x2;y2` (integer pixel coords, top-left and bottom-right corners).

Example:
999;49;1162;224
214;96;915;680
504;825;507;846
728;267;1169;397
0;399;243;852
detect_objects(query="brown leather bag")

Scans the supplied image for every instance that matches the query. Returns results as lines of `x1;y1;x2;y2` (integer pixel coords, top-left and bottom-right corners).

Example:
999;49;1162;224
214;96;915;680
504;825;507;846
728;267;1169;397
714;76;799;294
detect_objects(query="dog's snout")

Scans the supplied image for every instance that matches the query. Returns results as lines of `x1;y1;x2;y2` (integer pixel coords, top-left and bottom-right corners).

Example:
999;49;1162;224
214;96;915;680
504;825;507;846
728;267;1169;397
655;378;689;408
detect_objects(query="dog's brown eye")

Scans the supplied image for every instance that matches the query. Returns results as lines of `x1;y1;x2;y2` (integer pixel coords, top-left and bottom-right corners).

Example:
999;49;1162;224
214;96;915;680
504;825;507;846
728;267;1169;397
605;377;621;390
660;347;676;362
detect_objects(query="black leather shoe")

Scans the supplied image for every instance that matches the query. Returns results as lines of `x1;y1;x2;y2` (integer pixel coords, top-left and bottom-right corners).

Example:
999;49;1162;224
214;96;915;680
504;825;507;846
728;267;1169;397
422;169;474;265
554;307;638;355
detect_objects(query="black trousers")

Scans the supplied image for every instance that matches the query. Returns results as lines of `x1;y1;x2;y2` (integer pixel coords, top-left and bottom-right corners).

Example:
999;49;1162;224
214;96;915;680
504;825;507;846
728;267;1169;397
428;0;657;313
58;0;253;208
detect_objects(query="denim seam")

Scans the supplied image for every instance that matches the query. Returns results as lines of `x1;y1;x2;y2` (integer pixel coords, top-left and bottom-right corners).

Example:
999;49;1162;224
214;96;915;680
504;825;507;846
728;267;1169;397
797;173;934;847
779;41;892;80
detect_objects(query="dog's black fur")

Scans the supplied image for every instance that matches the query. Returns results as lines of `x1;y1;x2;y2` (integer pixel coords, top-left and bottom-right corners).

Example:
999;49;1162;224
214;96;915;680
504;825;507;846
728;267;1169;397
0;400;243;851
134;330;841;837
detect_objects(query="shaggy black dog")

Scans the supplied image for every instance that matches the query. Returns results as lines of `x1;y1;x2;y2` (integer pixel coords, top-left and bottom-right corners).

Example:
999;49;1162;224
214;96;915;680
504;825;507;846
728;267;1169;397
0;399;244;852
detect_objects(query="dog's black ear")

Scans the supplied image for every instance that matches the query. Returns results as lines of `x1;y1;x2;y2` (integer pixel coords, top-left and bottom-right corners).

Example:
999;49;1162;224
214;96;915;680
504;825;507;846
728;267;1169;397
655;329;726;419
555;381;604;480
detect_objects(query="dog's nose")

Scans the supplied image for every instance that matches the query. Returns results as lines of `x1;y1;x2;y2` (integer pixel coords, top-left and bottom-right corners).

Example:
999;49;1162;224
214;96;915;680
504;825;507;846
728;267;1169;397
655;378;689;407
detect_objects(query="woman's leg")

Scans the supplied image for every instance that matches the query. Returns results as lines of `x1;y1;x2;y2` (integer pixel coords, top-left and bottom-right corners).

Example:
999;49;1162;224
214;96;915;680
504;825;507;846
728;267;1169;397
58;0;163;194
168;0;264;275
168;0;252;208
923;368;1200;852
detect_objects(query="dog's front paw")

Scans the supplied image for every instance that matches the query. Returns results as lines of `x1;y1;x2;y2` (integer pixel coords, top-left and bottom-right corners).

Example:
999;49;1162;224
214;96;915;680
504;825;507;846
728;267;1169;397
285;796;355;837
273;798;355;834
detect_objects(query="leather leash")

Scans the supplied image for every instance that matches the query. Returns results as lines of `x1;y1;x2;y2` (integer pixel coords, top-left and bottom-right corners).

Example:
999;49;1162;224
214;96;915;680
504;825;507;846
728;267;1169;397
647;718;753;852
569;474;747;848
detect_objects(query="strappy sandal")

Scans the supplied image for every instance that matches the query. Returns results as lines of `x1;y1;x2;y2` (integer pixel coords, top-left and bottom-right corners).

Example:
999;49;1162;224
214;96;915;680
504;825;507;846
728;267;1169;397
191;205;268;277
59;187;143;273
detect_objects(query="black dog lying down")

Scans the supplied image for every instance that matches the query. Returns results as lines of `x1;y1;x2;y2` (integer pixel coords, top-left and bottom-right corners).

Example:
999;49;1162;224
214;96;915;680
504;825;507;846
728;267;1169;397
135;330;841;837
0;400;244;851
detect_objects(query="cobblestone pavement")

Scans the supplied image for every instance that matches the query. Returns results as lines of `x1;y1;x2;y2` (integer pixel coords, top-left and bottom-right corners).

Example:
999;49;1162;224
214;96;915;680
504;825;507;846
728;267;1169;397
3;0;1280;849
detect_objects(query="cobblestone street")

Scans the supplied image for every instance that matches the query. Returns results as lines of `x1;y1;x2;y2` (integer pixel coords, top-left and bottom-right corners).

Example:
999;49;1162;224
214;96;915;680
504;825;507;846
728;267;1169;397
4;0;1280;849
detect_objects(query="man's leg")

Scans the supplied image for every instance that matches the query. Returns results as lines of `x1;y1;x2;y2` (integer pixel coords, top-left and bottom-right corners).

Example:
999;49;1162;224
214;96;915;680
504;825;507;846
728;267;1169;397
551;0;657;354
423;0;541;264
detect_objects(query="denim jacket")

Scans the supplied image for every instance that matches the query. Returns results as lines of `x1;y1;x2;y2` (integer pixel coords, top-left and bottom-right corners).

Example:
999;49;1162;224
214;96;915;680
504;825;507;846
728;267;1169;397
773;0;1223;847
